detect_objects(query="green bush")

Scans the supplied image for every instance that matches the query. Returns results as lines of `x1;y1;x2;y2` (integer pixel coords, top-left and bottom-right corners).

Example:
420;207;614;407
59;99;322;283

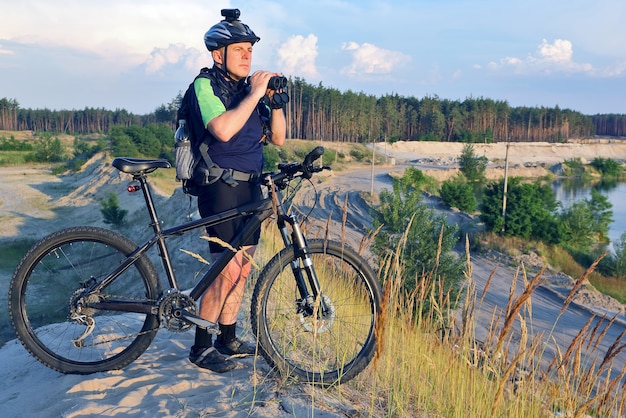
480;177;561;243
349;146;371;162
440;179;477;212
263;145;281;171
591;157;622;177
66;137;107;171
0;135;33;151
562;158;586;176
27;133;65;163
371;168;463;305
100;192;128;226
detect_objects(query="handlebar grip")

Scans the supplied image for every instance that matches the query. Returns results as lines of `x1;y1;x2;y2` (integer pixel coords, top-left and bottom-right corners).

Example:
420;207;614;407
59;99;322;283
303;146;324;167
302;146;324;179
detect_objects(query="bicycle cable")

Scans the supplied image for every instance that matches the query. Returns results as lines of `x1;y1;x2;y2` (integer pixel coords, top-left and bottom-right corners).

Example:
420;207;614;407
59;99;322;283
284;176;318;227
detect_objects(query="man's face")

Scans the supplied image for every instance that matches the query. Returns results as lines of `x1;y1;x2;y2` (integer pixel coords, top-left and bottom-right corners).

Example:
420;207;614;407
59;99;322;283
214;42;253;80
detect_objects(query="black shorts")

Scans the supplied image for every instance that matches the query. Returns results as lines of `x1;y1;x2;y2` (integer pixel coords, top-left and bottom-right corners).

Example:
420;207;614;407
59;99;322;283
197;178;262;253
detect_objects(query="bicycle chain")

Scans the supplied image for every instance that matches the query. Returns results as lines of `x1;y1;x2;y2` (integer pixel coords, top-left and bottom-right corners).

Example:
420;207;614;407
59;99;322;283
70;293;163;348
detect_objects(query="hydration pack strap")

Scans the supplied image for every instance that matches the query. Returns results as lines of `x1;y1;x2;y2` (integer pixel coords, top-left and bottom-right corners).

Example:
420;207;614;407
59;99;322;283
198;140;258;187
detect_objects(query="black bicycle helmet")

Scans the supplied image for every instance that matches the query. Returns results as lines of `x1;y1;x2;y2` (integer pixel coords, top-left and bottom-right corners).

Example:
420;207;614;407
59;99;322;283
204;9;260;51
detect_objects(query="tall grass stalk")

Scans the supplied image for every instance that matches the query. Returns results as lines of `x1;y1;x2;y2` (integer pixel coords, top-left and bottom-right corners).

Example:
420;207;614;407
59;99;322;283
346;235;624;417
249;204;626;417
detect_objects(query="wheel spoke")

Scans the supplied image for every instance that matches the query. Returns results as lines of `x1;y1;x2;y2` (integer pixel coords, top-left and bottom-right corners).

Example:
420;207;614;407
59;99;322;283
9;227;161;374
252;239;381;385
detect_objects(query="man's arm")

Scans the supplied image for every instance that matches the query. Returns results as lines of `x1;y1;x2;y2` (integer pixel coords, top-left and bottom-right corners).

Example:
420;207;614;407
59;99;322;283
269;107;286;146
207;70;276;142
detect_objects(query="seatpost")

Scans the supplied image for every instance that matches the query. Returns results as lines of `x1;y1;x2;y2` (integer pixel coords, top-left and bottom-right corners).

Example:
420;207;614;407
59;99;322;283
135;174;163;233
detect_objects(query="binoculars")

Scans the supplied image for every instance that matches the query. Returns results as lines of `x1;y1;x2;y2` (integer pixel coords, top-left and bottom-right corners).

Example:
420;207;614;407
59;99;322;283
267;76;288;90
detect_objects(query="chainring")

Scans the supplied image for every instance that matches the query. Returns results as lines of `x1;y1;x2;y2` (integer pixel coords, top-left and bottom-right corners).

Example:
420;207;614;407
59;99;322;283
158;290;197;332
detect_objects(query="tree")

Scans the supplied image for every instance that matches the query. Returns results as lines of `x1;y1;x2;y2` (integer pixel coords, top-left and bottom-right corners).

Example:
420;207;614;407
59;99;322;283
458;143;487;182
559;201;596;250
612;232;626;277
109;126;139;157
480;177;561;242
587;189;613;240
100;192;128;226
154;94;179;124
371;169;463;302
440;178;477;212
559;189;613;249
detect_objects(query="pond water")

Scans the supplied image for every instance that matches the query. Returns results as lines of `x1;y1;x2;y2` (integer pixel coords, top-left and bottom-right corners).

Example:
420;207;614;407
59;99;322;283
551;178;626;246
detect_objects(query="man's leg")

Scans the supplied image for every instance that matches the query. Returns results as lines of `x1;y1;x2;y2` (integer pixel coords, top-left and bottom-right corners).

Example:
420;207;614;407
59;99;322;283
189;246;256;370
198;245;255;323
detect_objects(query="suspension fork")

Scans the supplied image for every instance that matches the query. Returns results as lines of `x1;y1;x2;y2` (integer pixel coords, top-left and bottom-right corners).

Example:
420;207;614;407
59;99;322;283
278;213;329;315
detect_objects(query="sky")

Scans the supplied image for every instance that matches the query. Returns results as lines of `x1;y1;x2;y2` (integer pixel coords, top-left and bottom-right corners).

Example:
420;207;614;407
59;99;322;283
1;0;626;116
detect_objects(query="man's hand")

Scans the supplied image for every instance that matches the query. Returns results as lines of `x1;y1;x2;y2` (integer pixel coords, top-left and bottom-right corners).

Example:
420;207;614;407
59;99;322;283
247;70;282;101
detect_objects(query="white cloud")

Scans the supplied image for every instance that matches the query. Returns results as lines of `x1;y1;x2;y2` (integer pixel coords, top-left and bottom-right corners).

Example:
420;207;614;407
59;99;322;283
0;1;216;52
277;34;319;79
143;43;205;74
485;38;601;75
537;38;572;63
340;42;410;76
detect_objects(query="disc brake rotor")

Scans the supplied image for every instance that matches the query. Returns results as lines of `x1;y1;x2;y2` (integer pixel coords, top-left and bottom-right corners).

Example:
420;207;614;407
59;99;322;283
299;294;335;333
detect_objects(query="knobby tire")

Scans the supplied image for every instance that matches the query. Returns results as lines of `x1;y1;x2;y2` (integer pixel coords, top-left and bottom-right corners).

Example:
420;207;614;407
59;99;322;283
251;239;381;386
8;226;161;374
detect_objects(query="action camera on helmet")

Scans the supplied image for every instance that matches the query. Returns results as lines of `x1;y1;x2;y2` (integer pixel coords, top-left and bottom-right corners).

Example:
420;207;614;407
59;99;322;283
221;9;240;22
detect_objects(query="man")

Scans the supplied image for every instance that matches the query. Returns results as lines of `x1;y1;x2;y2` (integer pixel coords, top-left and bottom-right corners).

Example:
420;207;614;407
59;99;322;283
186;9;286;372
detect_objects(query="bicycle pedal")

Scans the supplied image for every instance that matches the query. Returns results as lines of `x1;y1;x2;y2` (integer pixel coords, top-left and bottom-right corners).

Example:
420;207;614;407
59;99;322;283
177;310;220;334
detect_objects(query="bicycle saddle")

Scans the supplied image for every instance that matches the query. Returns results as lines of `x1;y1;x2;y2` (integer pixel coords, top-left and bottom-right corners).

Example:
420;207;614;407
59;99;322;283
112;157;172;174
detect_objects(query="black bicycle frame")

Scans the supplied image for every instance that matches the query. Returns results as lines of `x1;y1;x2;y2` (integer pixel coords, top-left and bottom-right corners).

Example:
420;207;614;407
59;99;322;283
87;171;326;316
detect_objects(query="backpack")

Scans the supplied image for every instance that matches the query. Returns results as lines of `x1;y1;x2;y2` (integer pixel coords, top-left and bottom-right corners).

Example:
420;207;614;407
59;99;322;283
174;67;235;196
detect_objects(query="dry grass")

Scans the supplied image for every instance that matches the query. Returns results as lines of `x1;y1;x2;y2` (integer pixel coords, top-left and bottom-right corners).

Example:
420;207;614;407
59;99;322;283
263;217;625;417
336;239;626;417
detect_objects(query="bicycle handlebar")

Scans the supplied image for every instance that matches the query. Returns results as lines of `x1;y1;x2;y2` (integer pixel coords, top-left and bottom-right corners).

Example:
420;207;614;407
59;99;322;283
267;146;330;186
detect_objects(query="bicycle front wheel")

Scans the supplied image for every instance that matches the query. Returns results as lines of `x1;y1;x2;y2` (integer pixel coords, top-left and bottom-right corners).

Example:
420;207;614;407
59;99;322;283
251;239;381;386
8;226;162;374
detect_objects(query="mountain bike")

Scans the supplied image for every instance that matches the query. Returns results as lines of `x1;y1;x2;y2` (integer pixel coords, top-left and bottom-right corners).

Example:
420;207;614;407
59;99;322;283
8;146;382;386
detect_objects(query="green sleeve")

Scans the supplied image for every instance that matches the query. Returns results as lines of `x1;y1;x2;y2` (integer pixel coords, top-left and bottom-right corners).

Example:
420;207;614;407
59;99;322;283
194;77;226;128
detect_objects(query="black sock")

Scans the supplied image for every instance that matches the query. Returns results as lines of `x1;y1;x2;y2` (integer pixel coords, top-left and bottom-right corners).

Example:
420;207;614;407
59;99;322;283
194;326;212;348
216;323;236;345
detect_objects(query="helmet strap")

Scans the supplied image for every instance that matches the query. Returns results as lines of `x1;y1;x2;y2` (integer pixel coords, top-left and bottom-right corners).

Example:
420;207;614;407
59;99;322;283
222;46;230;77
214;45;240;83
213;61;241;89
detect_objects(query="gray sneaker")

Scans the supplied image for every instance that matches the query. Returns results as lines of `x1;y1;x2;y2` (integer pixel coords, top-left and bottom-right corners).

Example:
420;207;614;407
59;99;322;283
214;338;257;356
189;346;237;373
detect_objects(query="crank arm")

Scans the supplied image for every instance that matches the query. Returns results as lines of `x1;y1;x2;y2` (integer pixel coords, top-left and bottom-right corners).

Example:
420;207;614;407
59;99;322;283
174;309;220;334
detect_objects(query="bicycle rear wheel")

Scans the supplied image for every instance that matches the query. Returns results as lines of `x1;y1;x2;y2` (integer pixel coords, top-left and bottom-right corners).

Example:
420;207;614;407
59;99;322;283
8;226;161;374
251;239;381;386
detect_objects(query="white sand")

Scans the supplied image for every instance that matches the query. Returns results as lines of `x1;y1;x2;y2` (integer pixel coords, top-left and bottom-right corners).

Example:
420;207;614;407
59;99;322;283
368;138;626;182
381;138;626;165
0;327;349;417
